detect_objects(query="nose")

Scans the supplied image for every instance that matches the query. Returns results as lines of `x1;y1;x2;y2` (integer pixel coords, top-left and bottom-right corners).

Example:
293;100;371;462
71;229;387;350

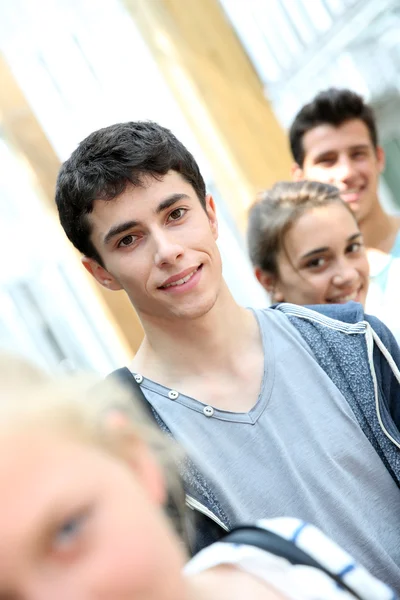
153;229;184;268
331;156;357;186
332;259;358;288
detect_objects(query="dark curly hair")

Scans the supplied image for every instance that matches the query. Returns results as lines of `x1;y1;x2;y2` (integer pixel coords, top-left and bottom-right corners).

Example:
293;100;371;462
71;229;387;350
289;88;378;166
55;121;207;265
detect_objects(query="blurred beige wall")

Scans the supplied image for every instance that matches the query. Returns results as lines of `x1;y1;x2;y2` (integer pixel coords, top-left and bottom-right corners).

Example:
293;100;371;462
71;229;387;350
0;55;143;355
126;0;292;231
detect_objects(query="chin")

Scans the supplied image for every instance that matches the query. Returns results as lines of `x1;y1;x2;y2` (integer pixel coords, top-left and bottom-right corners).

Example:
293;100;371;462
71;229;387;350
171;295;218;321
347;201;362;215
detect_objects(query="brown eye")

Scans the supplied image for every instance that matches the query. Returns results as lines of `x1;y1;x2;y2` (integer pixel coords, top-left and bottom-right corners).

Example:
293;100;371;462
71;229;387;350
317;155;335;166
347;242;362;253
118;235;137;248
168;208;186;221
306;257;326;269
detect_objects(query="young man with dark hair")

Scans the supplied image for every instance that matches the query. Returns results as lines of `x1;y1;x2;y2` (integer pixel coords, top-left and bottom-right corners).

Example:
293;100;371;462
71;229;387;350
290;88;400;339
56;120;400;588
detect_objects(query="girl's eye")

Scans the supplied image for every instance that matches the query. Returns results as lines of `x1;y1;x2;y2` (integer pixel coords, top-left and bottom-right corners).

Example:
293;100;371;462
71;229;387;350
167;208;186;221
347;242;362;253
118;234;137;248
305;257;326;269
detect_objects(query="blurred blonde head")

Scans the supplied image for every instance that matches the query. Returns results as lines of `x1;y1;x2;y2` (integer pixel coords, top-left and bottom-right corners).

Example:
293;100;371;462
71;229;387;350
0;352;183;512
0;354;191;600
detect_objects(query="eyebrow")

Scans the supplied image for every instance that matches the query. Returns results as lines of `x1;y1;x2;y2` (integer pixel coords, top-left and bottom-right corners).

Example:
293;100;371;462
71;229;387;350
155;193;190;214
103;219;139;246
103;193;190;246
300;232;362;260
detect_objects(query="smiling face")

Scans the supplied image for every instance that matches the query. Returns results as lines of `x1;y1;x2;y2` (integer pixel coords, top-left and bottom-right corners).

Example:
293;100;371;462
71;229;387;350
260;203;369;306
293;119;385;224
83;170;222;324
0;429;186;600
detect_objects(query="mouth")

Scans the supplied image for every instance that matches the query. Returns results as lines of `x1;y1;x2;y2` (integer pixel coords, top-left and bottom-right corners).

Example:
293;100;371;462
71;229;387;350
340;186;365;204
326;286;362;304
158;264;203;291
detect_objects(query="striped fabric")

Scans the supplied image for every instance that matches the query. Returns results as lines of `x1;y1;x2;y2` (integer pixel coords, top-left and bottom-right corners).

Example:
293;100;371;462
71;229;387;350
185;517;396;600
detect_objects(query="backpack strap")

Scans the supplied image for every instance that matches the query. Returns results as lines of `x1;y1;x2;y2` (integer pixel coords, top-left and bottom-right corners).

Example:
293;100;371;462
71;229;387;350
106;369;231;554
106;367;157;423
106;367;192;540
222;526;362;600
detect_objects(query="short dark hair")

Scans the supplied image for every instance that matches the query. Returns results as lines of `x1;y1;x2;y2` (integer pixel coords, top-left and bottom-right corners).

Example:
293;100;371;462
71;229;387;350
247;180;352;276
289;88;378;166
55;121;207;265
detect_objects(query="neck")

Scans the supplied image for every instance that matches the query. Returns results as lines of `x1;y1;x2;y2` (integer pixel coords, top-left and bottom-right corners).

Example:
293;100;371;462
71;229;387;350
132;282;254;379
359;200;400;254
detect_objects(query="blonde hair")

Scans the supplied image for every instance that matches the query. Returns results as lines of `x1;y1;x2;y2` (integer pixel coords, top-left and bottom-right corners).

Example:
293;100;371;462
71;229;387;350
0;353;186;537
0;355;165;450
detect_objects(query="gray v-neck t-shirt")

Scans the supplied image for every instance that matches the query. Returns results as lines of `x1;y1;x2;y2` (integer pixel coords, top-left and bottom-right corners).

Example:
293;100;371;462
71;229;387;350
135;308;400;588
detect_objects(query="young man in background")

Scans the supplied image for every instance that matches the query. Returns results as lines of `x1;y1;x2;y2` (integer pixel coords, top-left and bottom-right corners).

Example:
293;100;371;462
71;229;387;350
290;88;400;339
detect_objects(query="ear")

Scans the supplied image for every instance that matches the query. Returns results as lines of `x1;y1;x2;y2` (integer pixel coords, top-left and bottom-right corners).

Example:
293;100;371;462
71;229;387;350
376;145;385;173
254;267;284;302
291;162;304;182
82;256;123;291
105;411;166;506
205;194;218;240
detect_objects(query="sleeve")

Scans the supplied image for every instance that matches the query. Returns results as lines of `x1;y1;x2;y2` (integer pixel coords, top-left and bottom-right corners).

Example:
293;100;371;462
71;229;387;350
302;302;400;432
364;313;400;431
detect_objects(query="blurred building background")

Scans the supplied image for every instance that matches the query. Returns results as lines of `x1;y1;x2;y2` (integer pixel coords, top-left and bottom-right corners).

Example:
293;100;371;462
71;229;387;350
0;0;398;373
220;0;400;212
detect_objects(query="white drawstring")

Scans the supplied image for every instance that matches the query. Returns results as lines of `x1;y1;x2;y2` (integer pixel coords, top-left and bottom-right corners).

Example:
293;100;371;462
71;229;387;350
364;321;400;450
